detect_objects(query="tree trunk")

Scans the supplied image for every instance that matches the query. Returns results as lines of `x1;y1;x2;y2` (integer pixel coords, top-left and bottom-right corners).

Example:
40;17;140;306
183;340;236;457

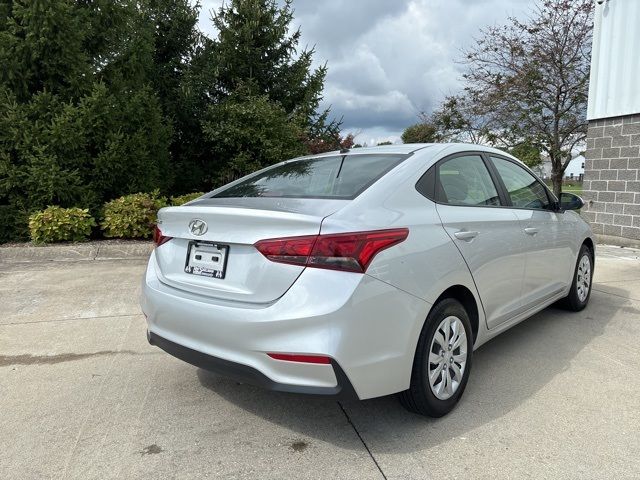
551;169;563;198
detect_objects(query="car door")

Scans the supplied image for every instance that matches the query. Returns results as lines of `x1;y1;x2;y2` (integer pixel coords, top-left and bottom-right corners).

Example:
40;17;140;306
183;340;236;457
430;153;528;329
488;156;574;310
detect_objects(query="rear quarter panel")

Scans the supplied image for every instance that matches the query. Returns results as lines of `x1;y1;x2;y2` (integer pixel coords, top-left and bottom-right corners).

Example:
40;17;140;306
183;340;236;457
321;149;488;347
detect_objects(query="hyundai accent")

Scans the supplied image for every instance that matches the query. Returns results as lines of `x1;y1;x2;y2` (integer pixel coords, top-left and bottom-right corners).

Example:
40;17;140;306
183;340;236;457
140;143;594;417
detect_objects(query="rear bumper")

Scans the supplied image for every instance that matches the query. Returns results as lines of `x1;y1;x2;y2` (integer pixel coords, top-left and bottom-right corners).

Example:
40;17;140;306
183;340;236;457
141;251;430;399
148;331;357;399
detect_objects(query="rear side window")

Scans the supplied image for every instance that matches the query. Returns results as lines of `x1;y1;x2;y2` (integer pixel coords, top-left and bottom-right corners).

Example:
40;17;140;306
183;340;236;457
212;154;405;199
436;155;500;206
490;157;550;209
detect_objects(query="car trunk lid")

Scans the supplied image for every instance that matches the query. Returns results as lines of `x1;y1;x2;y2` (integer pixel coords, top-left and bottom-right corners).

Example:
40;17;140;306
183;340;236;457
153;198;347;303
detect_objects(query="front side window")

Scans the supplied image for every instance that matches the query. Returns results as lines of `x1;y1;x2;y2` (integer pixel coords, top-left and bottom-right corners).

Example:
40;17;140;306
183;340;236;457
490;157;550;210
436;155;500;206
212;154;405;199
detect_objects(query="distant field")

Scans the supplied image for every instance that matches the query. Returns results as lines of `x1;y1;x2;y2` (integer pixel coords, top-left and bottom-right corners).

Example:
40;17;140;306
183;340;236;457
545;183;583;195
562;184;583;195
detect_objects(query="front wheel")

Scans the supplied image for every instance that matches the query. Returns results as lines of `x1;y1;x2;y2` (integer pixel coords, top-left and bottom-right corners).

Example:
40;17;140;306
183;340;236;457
560;244;594;311
398;298;473;417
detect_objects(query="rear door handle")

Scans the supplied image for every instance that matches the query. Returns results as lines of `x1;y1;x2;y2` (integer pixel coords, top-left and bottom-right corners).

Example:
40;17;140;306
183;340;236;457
453;230;479;241
524;227;538;236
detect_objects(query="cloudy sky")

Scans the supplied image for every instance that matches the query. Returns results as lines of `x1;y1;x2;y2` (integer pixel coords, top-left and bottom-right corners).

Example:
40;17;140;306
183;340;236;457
198;0;533;145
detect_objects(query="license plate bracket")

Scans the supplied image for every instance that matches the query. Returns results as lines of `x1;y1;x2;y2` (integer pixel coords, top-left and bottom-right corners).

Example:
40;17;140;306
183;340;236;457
184;241;229;279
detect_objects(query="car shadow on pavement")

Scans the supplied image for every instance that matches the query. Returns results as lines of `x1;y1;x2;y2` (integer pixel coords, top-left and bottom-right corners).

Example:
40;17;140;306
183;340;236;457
197;285;633;453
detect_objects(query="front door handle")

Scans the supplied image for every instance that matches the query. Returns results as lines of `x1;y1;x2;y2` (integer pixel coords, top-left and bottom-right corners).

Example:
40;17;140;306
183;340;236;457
524;227;539;236
454;230;479;241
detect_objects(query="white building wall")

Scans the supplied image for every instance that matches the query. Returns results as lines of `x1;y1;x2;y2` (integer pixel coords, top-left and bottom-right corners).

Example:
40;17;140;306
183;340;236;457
564;155;586;180
587;0;640;120
532;155;585;181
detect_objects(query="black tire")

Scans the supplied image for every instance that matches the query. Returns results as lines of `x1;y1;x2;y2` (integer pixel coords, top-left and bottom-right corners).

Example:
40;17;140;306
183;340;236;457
398;298;473;417
559;244;594;311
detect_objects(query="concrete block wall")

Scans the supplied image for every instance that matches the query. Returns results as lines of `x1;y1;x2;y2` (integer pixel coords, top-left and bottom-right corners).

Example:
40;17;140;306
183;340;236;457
582;113;640;247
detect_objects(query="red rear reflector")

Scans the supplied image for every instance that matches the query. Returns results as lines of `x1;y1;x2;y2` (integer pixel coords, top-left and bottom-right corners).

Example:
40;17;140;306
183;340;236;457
254;228;409;273
267;353;332;364
153;225;172;247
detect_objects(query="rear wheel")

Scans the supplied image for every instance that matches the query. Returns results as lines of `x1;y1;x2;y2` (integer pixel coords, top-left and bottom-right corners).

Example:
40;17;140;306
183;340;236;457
399;298;473;417
560;244;593;311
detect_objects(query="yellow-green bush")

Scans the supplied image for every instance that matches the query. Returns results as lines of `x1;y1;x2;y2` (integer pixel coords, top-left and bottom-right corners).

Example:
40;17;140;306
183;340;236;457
170;192;205;206
29;206;96;243
101;192;167;239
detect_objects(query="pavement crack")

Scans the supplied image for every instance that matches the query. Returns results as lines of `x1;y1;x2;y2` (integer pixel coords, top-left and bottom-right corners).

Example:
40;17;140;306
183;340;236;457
59;316;135;479
338;401;387;480
592;287;640;303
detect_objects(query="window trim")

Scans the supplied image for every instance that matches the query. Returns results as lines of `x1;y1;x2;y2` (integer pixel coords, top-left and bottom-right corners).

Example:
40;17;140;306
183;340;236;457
487;154;558;212
415;151;508;209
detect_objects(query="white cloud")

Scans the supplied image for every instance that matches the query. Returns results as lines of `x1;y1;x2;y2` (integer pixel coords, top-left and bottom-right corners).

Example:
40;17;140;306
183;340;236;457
197;0;533;144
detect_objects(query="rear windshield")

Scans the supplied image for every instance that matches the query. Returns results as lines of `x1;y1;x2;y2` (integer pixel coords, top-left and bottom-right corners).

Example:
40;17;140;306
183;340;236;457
212;154;406;199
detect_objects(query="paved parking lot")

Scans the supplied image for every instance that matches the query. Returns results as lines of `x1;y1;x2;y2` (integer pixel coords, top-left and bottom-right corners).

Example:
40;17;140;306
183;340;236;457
1;245;639;479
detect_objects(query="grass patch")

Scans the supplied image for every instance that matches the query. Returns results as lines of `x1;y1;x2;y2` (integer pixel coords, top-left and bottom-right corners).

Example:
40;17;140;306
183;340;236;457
544;182;583;195
562;185;583;195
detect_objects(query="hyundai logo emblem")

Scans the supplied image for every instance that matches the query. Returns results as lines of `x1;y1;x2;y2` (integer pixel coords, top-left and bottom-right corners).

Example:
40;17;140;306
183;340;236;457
189;219;208;236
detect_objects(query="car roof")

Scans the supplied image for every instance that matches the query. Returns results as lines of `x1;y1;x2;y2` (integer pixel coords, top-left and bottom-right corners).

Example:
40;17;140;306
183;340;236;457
312;143;518;158
296;144;436;159
435;143;521;161
289;143;521;166
344;144;435;155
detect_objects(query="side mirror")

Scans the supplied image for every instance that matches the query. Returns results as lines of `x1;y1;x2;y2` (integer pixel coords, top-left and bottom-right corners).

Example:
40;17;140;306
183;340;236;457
559;192;584;211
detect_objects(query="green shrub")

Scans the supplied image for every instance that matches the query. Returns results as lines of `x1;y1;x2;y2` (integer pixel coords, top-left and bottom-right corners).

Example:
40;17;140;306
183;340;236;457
170;192;205;206
101;192;167;239
29;206;96;243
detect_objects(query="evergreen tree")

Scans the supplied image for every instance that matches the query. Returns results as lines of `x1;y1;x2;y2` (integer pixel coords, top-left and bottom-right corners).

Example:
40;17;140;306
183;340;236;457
0;0;343;241
199;0;339;180
0;0;171;241
141;0;217;193
203;91;307;181
210;0;326;120
0;0;90;101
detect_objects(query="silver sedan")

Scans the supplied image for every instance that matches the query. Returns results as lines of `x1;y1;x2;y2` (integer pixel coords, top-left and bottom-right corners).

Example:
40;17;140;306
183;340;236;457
141;143;594;417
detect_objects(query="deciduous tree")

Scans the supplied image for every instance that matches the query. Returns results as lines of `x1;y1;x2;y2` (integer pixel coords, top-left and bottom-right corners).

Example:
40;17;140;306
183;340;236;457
401;122;440;144
458;0;593;195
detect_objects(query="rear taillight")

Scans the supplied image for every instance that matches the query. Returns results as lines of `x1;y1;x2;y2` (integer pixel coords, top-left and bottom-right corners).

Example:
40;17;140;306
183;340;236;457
153;225;172;247
254;228;409;273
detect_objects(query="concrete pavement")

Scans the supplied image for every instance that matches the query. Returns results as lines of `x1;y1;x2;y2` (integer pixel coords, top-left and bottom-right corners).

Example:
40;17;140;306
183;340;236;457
1;245;639;479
